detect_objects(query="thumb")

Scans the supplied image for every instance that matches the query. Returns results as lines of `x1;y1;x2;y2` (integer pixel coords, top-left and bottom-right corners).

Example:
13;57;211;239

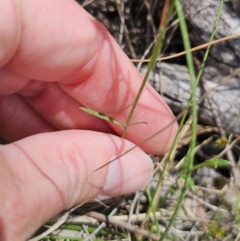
0;130;153;241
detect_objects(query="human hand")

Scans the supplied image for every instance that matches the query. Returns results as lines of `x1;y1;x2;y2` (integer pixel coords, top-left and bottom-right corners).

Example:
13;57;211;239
0;0;178;240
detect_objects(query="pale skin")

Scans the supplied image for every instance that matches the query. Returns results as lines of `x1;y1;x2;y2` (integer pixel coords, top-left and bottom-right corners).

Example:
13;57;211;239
0;0;178;240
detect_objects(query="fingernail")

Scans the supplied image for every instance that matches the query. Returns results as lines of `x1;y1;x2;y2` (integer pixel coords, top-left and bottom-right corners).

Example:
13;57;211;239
100;151;153;197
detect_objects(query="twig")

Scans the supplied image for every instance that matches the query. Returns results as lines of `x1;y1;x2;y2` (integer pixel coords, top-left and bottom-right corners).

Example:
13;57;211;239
234;231;240;241
28;202;87;241
83;208;118;241
127;192;140;241
131;33;240;63
186;191;223;212
144;0;157;46
85;211;160;240
115;0;124;45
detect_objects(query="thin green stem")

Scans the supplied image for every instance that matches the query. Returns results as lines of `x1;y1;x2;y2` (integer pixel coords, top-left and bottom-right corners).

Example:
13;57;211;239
145;187;160;235
160;0;195;239
159;0;224;240
122;2;174;138
195;0;224;85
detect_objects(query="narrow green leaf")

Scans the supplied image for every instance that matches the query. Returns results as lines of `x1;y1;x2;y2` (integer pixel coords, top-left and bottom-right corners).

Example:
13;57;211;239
210;158;230;168
188;178;196;192
192;158;230;171
80;107;124;128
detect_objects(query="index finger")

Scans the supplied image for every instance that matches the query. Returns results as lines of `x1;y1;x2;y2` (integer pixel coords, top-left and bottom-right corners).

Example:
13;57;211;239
4;0;177;154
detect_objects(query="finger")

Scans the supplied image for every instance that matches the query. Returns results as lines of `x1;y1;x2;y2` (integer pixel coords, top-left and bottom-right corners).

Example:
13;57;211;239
21;82;114;134
4;0;177;153
0;0;20;66
0;70;113;140
0;130;153;241
0;94;56;141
